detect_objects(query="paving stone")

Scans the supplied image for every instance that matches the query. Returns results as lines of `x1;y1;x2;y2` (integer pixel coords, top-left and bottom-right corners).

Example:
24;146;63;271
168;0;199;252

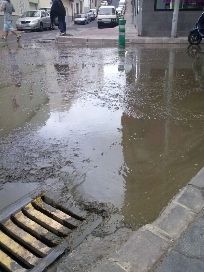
153;202;195;239
173;213;204;259
189;167;204;188
174;186;204;214
155;250;204;272
113;227;170;272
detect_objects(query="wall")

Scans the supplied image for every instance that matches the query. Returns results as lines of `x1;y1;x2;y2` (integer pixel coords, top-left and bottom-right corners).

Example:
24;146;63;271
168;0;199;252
38;0;52;8
141;0;201;37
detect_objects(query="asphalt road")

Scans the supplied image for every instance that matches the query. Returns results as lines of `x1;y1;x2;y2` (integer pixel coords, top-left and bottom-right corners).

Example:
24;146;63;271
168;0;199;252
20;19;98;41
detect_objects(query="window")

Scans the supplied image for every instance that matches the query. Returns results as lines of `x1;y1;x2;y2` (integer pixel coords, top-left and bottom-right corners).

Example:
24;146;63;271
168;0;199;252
154;0;204;11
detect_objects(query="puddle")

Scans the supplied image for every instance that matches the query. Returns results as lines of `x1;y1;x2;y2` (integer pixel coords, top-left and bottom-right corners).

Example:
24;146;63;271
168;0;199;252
1;44;204;228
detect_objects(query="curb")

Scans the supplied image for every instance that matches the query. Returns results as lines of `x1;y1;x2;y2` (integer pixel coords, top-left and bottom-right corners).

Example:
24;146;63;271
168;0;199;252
56;36;118;46
56;36;188;45
90;167;204;272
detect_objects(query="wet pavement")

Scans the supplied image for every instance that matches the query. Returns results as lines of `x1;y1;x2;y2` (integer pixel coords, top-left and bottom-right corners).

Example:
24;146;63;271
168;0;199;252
0;40;204;229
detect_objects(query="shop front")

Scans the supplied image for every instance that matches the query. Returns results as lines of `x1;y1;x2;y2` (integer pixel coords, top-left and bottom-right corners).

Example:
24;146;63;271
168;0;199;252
135;0;204;37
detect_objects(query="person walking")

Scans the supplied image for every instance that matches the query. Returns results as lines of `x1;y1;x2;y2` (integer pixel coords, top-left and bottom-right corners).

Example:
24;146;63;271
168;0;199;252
0;0;21;42
50;0;67;36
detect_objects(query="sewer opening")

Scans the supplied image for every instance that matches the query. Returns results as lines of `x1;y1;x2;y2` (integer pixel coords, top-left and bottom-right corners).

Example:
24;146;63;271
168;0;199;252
0;193;101;272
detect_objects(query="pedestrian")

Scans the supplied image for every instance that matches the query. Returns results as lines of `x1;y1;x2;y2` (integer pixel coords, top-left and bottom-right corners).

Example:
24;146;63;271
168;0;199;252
50;0;66;36
0;0;21;42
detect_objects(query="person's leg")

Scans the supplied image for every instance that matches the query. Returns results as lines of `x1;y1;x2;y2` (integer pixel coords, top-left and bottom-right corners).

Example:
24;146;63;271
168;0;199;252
11;29;21;40
2;21;9;40
62;16;66;34
58;16;63;33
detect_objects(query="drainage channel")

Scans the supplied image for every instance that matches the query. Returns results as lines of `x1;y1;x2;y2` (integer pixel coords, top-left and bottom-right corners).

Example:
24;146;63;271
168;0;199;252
0;191;102;272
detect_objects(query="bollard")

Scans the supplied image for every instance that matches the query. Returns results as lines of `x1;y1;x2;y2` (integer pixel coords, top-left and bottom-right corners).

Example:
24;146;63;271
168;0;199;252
118;18;126;47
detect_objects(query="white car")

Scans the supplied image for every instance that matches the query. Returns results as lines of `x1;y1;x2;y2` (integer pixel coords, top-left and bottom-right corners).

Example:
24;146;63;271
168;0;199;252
16;10;51;31
116;7;124;16
90;8;97;18
100;1;108;6
74;14;89;24
97;6;118;28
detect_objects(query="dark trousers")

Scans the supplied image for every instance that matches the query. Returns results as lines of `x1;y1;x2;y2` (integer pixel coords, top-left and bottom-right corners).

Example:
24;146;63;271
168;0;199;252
58;15;66;33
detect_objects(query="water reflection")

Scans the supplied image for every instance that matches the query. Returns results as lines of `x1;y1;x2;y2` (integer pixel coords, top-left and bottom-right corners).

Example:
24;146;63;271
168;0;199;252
0;44;49;136
121;46;204;227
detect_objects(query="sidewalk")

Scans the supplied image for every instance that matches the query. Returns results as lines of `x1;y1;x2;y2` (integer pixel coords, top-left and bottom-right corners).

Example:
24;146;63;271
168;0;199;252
57;4;188;45
57;29;188;46
89;167;204;272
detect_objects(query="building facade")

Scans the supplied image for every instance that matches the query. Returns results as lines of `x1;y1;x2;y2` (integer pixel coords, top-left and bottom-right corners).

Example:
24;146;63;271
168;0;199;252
134;0;204;36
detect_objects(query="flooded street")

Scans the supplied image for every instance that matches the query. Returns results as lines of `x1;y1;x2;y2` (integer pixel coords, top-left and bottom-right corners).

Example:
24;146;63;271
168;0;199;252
1;42;204;229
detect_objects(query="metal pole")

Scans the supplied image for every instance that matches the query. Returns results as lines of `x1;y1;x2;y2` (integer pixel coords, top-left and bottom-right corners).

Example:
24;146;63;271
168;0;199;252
171;0;180;38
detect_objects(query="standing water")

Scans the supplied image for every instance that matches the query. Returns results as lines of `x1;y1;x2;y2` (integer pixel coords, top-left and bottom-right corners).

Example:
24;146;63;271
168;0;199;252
0;43;204;228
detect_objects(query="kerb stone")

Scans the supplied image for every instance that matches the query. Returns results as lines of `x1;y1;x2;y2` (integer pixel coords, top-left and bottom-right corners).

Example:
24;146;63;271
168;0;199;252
153;202;195;240
189;167;204;188
110;227;170;272
174;185;204;214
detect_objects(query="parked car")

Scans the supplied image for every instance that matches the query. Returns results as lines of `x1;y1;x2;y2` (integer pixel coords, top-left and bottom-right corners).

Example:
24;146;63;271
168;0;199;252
39;7;51;13
39;7;58;26
100;1;108;6
118;0;126;11
90;8;97;18
88;10;95;21
116;7;124;16
74;13;89;24
97;6;118;28
119;0;126;6
16;10;51;31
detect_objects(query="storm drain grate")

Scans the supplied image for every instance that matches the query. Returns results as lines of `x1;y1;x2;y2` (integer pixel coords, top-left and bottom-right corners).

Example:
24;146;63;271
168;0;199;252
0;191;102;272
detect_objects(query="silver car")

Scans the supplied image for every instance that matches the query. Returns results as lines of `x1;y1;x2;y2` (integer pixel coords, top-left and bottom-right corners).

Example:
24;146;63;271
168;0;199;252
16;10;51;31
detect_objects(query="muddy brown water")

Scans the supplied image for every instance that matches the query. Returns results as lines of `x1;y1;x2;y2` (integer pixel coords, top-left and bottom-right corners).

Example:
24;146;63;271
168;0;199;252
0;42;204;228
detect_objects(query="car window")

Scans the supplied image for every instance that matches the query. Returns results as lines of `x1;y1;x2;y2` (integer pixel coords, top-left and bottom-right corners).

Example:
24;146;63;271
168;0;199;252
22;11;41;17
41;11;46;17
98;8;115;15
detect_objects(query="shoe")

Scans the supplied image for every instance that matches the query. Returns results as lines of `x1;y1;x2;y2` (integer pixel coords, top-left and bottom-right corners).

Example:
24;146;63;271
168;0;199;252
17;35;21;41
60;32;66;36
2;36;7;41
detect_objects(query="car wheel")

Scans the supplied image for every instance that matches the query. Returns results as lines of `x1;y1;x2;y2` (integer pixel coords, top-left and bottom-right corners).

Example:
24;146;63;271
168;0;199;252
188;32;202;45
98;23;101;29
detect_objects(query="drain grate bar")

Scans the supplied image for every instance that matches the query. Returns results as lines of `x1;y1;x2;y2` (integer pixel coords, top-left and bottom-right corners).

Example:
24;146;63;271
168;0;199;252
0;190;103;272
0;249;26;272
0;219;50;257
12;211;62;246
22;203;72;237
0;230;39;268
32;197;80;229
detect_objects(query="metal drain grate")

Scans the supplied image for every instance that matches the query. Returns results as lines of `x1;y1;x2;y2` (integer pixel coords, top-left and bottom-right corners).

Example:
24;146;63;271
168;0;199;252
0;191;102;272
